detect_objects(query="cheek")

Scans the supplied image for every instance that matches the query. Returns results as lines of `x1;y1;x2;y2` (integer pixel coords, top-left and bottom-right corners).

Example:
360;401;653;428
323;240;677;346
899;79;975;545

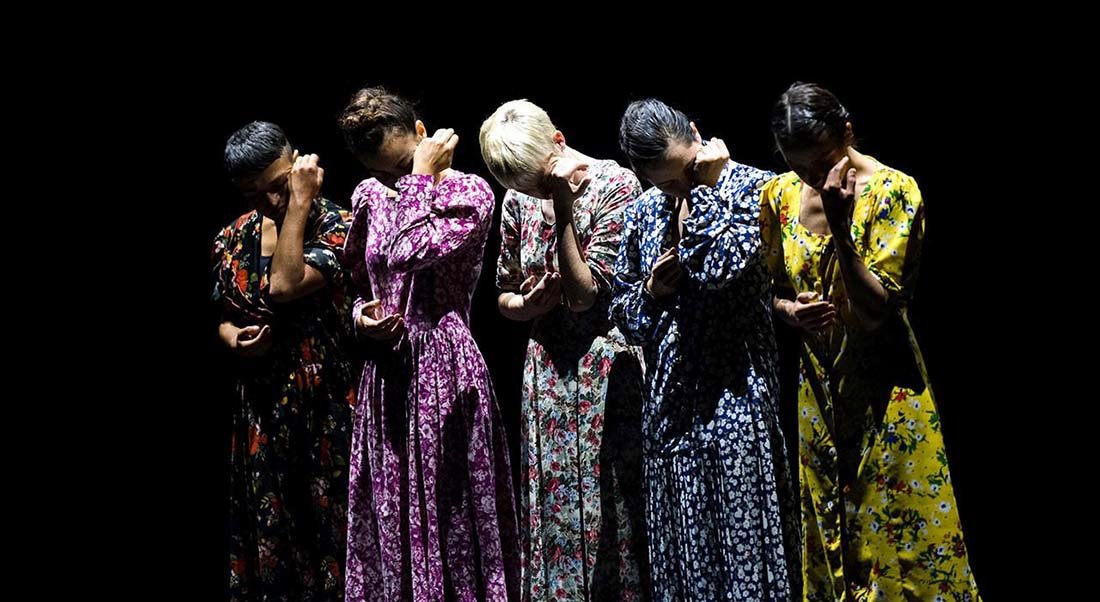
266;191;286;208
791;166;818;185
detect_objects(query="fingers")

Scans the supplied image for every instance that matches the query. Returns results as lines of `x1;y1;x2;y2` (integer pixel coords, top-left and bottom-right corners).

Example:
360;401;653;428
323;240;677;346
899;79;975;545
527;273;559;305
362;299;383;320
552;157;589;179
652;252;681;279
696;138;728;160
825;156;850;190
653;263;681;284
647;271;681;297
361;313;403;332
539;280;561;305
421;129;456;170
655;266;683;288
532;271;552;291
653;248;678;268
377;315;403;333
803;313;836;333
649;249;684;295
796;291;820;303
797;308;836;327
572;174;592;197
382;316;405;339
795;301;835;317
237;328;261;348
433;128;456;143
526;273;561;308
519;275;539;294
544;272;562;295
361;313;404;340
790;292;839;330
374;314;400;329
795;299;836;332
356;314;373;331
293;153;319;169
359;303;391;328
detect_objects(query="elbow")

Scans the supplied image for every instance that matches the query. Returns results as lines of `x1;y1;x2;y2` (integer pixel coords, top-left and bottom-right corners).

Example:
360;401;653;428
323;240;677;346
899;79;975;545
268;277;303;303
565;295;596;313
268;277;291;302
268;284;294;303
386;242;424;273
386;250;420;273
564;282;599;313
852;303;890;333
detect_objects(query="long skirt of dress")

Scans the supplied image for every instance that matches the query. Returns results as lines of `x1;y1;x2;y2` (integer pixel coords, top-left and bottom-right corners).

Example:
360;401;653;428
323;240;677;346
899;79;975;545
345;313;520;601
798;311;982;601
227;339;355;602
644;374;801;602
519;326;648;601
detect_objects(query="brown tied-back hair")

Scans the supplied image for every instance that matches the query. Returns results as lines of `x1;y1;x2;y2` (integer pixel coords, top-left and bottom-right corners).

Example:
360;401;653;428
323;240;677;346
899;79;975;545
338;86;418;156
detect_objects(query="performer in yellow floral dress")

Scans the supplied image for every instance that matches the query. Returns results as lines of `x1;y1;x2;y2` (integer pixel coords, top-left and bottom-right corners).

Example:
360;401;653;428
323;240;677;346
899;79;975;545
760;83;981;601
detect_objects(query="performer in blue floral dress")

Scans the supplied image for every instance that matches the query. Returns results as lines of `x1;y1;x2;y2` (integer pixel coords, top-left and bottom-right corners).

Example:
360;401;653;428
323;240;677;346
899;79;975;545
611;99;801;601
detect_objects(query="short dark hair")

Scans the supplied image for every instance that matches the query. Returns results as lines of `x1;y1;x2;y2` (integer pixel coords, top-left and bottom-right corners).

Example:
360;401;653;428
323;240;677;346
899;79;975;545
224;121;290;180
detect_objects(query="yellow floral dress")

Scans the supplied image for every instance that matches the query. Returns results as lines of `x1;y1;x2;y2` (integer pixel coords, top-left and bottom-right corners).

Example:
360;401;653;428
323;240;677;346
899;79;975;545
760;164;981;601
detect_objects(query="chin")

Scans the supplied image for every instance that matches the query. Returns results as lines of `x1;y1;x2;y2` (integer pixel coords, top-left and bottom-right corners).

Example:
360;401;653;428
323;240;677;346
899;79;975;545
259;206;286;221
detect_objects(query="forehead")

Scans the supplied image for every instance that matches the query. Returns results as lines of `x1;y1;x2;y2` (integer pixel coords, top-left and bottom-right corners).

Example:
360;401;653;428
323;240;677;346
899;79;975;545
782;142;841;164
361;132;415;169
237;154;290;192
642;140;694;179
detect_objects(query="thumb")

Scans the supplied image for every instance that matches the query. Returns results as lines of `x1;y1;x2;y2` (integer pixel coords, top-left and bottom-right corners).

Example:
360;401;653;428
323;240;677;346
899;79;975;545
796;291;819;304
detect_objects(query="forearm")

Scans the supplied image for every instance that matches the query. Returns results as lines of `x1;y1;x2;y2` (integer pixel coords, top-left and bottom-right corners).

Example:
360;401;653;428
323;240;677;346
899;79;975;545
270;200;310;298
554;215;597;312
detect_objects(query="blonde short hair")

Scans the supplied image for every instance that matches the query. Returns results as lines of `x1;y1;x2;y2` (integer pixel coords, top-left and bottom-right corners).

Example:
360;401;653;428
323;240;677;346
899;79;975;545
479;99;557;191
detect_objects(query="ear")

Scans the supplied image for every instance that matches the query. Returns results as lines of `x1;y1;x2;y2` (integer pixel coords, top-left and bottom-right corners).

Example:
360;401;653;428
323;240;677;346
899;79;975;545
415;119;427;139
552;129;566;149
689;121;701;143
844;121;855;147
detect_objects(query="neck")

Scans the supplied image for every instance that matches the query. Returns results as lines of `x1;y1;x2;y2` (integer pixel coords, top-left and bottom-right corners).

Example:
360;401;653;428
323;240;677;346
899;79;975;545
562;146;594;164
844;147;876;176
259;211;283;226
